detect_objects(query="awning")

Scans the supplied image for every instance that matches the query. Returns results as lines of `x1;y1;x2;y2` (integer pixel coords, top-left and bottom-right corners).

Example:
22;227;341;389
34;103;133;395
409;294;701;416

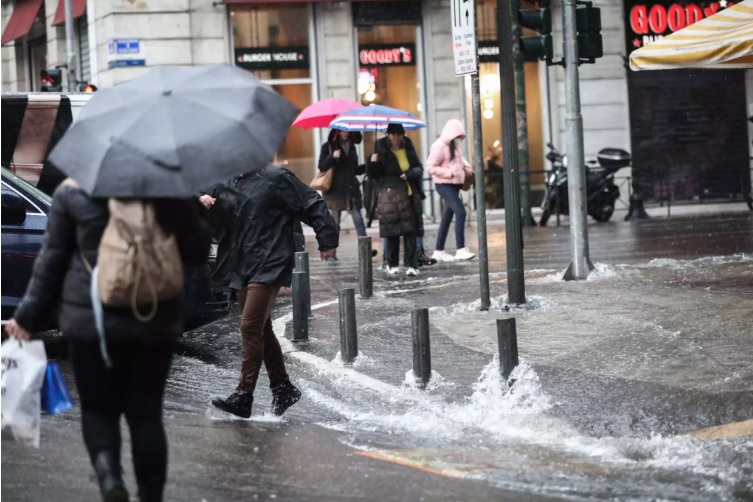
1;0;44;46
51;0;87;26
629;0;753;70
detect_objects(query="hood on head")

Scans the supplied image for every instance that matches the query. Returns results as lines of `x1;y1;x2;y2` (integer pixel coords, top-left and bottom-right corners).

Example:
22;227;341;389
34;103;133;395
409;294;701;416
329;129;363;146
440;119;467;144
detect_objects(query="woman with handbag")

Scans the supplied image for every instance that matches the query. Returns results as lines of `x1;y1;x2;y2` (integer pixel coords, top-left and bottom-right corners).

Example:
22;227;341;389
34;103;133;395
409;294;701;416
317;129;368;260
425;119;476;262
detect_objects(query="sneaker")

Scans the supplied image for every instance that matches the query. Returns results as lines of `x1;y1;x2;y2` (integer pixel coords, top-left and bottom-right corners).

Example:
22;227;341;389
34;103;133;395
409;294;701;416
271;381;302;416
454;247;476;260
325;254;338;261
431;250;456;262
211;392;252;419
386;266;400;276
405;267;419;277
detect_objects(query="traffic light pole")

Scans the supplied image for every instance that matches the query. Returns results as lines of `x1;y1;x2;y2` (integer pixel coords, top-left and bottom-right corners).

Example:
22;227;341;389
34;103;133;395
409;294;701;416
471;72;491;311
562;0;594;281
497;0;526;304
64;0;77;92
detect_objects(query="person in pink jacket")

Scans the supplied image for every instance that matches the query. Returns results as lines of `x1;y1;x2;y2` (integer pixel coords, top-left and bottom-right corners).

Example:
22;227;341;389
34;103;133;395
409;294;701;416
425;119;475;261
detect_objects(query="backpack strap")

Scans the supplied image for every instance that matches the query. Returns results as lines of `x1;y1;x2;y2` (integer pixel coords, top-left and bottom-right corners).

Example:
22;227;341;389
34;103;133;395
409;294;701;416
130;235;159;322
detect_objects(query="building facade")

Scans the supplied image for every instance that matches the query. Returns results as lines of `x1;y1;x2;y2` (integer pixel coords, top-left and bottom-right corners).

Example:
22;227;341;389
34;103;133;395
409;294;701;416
3;0;752;208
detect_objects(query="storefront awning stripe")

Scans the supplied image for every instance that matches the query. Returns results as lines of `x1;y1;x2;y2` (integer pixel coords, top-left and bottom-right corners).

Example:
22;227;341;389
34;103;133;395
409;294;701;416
1;0;44;46
51;0;88;26
629;0;753;70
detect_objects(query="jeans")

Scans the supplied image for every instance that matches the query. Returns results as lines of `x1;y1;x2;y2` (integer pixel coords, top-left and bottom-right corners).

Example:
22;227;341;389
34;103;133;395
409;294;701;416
435;183;466;250
70;338;175;502
386;234;417;268
235;283;289;395
331;209;366;237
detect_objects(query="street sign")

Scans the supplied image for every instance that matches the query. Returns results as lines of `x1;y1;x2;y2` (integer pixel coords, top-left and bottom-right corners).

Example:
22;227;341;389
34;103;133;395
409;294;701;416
451;0;477;76
107;38;146;68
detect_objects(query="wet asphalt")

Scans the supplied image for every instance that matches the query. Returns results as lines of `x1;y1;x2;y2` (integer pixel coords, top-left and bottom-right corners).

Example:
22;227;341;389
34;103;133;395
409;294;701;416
2;211;753;501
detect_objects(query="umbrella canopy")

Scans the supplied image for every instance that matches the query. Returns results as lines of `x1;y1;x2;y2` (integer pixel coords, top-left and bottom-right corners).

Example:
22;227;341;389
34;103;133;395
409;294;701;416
629;0;753;71
329;104;426;132
292;98;363;129
48;64;299;198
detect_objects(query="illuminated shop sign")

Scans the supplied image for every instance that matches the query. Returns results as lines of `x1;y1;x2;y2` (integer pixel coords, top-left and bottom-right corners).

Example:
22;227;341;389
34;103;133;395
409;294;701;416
359;44;415;66
235;46;309;70
624;0;732;52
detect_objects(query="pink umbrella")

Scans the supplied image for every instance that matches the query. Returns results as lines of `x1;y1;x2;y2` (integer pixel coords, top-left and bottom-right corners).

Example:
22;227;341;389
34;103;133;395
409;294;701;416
292;98;363;129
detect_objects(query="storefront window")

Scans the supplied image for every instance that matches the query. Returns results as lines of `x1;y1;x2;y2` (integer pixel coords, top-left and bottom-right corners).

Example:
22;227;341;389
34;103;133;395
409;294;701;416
357;25;422;159
232;5;314;181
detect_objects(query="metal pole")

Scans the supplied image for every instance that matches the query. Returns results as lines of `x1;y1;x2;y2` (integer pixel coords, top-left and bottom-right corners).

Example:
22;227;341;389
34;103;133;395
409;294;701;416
497;318;519;381
511;0;535;227
497;0;526;304
294;251;311;317
338;288;358;364
471;4;490;311
64;0;77;91
292;271;308;341
562;0;593;281
411;308;431;388
358;237;373;299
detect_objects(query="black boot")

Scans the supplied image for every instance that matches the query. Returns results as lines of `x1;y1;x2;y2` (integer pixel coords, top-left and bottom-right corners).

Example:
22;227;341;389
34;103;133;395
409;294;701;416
211;392;253;418
417;246;437;267
271;381;301;416
93;451;129;502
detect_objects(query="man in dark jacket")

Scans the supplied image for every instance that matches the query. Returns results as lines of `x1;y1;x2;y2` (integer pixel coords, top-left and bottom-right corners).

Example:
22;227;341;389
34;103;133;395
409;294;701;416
200;165;339;418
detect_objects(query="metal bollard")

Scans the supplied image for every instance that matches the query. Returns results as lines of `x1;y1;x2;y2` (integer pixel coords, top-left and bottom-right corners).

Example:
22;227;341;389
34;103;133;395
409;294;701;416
497;318;519;382
338;288;358;363
411;308;431;388
292;271;308;341
358;236;373;298
294;251;311;317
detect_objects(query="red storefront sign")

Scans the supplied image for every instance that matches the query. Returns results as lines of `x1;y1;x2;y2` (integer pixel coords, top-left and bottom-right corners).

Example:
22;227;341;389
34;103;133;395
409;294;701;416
358;44;415;66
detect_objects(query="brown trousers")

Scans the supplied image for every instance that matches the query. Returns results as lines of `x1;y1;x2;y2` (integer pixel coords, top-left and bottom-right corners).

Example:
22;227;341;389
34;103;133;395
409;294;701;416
235;283;289;396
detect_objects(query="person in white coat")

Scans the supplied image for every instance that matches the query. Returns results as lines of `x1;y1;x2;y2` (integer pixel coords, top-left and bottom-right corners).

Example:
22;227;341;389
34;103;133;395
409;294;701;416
425;119;475;261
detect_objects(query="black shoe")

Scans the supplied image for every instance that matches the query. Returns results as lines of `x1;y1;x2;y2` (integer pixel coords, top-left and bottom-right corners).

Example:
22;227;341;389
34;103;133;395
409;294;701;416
211;392;252;419
371;249;378;258
417;247;437;267
271;381;302;416
93;451;129;502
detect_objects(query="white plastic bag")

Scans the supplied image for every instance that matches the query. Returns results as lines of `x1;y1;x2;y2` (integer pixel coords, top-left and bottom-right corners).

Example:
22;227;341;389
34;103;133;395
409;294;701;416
1;339;47;448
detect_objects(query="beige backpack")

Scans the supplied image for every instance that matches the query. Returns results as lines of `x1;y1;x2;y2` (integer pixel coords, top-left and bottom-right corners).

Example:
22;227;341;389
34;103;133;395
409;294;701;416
62;178;184;322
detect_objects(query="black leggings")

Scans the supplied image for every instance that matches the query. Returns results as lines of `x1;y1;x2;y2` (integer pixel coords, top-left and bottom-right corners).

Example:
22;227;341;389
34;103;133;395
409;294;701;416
69;339;174;501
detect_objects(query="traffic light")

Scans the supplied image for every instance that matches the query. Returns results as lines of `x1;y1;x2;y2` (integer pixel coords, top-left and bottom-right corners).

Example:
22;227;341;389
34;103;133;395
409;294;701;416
518;0;553;65
78;83;98;93
40;69;63;92
576;4;603;63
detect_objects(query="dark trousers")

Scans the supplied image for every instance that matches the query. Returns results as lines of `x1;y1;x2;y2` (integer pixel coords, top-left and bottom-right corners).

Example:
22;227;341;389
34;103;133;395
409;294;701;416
331;209;367;237
435;183;466;250
69;338;175;502
235;283;289;395
386;233;417;268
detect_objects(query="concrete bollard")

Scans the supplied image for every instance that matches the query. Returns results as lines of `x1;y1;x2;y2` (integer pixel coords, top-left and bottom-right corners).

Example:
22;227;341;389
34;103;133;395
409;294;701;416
294;251;311;317
358;237;373;299
338;288;358;364
292;271;308;341
497;318;519;382
411;308;431;388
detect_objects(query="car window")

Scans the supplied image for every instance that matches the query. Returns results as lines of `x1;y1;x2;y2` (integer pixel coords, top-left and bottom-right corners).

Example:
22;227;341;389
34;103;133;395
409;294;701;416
1;181;44;215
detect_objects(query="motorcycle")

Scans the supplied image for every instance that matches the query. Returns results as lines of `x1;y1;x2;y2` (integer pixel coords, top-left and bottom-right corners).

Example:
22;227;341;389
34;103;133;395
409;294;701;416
539;143;631;226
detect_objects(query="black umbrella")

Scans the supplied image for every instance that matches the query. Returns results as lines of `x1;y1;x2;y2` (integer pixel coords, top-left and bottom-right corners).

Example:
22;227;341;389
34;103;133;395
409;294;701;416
48;65;299;197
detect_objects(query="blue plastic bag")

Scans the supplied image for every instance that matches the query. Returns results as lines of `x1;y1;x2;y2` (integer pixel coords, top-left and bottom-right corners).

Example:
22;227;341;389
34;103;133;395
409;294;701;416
41;362;74;415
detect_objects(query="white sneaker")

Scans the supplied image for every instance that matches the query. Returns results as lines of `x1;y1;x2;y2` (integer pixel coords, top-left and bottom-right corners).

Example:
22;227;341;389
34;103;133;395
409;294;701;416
405;267;419;277
454;247;476;260
431;250;456;262
386;266;400;276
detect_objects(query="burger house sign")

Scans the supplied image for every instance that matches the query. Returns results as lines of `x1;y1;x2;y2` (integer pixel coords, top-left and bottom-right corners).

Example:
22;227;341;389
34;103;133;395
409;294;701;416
625;0;732;51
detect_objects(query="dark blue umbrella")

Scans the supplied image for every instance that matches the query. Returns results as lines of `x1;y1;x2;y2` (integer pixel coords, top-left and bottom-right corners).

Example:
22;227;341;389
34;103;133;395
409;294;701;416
329;104;425;132
48;65;299;198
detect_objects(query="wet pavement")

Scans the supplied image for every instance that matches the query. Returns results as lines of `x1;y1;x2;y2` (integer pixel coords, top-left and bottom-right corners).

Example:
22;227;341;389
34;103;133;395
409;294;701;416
3;212;753;501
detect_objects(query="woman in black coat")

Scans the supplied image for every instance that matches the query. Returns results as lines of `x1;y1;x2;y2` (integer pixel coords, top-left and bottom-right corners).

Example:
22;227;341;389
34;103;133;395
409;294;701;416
366;123;423;276
6;181;211;502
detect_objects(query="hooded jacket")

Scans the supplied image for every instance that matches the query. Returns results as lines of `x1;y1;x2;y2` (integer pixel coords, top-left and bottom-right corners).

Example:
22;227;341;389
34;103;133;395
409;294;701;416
425;119;472;185
317;130;365;211
203;165;339;289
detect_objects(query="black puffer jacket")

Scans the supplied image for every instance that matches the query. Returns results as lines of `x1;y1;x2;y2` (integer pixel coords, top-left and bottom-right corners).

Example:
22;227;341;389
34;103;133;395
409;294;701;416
13;183;211;343
366;136;423;238
318;130;365;212
203;165;339;290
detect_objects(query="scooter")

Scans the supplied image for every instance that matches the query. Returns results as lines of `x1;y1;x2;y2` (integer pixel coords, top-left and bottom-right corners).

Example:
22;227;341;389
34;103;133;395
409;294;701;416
539;143;631;226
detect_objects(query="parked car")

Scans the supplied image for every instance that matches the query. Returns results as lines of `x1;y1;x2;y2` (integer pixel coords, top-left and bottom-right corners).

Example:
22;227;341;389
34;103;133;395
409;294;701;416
1;168;229;332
